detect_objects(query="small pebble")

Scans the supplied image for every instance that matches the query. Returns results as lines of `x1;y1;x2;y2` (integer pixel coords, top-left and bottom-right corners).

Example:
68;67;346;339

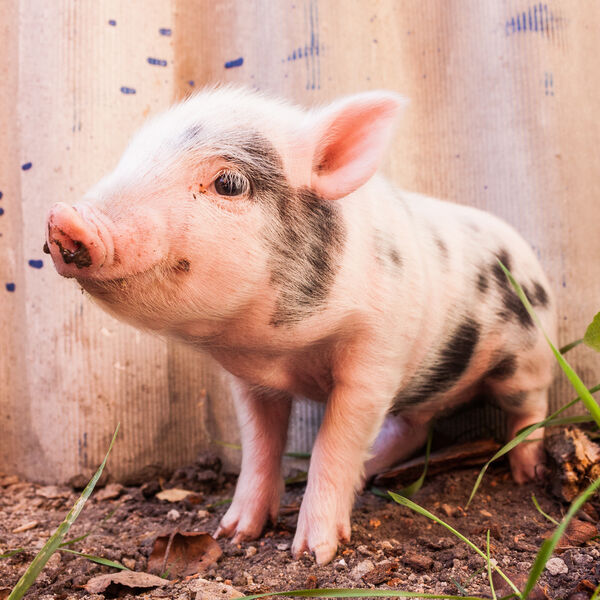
167;508;181;521
350;559;375;581
545;557;568;575
335;558;348;570
245;545;258;558
276;543;289;551
197;509;210;520
122;557;136;570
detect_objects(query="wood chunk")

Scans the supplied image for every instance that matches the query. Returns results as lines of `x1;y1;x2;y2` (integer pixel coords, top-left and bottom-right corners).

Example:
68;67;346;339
374;438;501;484
545;427;600;502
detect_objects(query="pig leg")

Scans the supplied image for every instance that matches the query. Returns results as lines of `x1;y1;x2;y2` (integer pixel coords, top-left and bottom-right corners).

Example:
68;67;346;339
501;388;548;483
363;412;430;479
215;380;292;542
486;353;550;483
292;383;390;565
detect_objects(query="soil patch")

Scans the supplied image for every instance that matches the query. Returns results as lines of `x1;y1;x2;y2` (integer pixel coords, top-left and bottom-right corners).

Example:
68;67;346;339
0;455;598;599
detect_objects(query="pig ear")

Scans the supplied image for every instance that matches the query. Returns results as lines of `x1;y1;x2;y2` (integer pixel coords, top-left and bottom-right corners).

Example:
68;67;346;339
309;91;406;200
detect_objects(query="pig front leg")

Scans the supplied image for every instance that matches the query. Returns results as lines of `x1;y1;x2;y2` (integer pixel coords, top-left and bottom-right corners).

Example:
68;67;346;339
292;383;390;565
215;379;292;542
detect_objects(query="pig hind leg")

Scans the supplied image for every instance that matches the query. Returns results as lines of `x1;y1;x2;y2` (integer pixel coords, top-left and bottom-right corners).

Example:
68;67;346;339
485;343;552;483
363;412;430;479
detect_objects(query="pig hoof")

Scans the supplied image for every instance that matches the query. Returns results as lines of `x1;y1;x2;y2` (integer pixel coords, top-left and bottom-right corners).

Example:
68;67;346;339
509;439;546;483
292;510;350;565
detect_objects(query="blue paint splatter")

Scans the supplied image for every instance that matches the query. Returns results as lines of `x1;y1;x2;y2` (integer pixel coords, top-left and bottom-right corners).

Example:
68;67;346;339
147;57;168;66
505;4;557;37
544;72;554;96
108;19;116;26
22;162;32;171
5;283;15;292
0;191;3;199
188;80;195;86
120;86;136;94
224;57;243;69
0;207;4;216
28;259;43;269
159;28;172;36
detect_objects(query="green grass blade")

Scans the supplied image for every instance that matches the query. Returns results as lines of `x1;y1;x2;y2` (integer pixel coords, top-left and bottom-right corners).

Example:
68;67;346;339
499;263;600;429
242;589;488;600
388;492;520;597
8;425;120;600
397;428;433;498
486;531;497;600
467;382;600;507
522;476;600;599
531;494;559;526
59;547;129;570
559;339;583;354
543;415;594;427
59;533;91;547
0;549;26;559
284;451;312;459
591;582;600;600
584;312;600;352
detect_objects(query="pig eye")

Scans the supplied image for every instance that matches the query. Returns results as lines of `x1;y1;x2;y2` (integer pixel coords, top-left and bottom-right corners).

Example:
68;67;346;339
213;171;249;197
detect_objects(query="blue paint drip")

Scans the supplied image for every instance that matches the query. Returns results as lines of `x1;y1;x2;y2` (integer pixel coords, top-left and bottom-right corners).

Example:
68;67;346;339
0;207;4;216
188;80;195;86
159;28;172;36
28;259;43;269
5;283;15;292
120;86;136;94
147;57;168;66
0;191;3;199
21;162;32;171
108;19;116;26
224;57;243;69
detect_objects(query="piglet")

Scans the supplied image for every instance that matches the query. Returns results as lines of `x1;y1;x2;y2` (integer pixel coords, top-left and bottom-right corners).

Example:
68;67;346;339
45;87;556;565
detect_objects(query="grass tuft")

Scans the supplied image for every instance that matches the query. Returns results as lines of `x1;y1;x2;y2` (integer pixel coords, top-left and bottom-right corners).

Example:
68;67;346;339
7;425;119;600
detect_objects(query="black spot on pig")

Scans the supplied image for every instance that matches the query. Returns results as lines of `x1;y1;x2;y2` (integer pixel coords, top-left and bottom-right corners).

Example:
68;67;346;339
498;391;526;410
269;187;345;326
395;318;480;408
486;355;517;380
222;131;288;197
477;271;488;293
389;247;402;268
498;289;534;328
373;229;403;271
175;258;190;272
492;248;512;286
216;130;345;326
181;124;203;146
434;234;449;261
532;281;549;307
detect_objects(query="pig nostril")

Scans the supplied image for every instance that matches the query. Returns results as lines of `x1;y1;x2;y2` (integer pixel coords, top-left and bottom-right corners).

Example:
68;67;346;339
52;238;93;268
43;241;50;254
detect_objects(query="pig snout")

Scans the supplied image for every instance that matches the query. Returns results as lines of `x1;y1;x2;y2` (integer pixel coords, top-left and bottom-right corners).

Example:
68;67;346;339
45;202;112;277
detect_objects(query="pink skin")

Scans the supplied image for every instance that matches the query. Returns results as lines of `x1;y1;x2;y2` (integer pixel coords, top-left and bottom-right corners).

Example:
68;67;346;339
46;87;556;565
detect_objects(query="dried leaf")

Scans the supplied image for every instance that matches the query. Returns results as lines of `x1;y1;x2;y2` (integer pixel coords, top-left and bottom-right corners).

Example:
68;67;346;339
84;570;170;594
156;488;203;503
557;518;599;550
148;531;222;578
95;483;124;501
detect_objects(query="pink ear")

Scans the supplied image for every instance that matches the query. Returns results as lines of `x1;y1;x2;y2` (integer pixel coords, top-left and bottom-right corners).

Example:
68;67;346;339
310;91;406;200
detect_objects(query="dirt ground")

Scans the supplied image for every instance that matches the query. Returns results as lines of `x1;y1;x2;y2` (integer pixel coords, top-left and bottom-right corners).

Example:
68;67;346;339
0;452;599;600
